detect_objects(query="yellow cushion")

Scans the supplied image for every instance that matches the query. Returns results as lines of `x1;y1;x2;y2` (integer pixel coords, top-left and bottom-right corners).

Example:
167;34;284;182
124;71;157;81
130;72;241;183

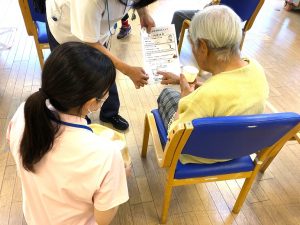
89;124;131;166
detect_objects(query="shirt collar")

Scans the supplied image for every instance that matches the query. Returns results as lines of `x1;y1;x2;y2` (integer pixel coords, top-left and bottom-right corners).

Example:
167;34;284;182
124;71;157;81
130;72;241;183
47;103;88;126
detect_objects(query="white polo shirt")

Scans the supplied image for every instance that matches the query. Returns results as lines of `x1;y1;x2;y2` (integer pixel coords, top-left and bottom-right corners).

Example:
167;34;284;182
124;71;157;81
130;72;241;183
6;103;129;225
46;0;132;45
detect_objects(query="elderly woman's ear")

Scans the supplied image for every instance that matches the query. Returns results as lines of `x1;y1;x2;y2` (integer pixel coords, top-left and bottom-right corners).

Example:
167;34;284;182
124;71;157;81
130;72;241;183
198;39;208;56
192;38;209;65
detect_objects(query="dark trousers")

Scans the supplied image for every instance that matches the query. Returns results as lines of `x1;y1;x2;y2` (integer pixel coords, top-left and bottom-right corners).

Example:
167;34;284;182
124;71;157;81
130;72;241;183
171;10;199;41
45;19;120;119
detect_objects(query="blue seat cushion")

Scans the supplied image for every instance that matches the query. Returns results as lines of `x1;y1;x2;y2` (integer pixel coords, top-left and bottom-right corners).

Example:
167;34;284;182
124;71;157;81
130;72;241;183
151;109;255;179
36;21;48;43
151;109;168;147
174;156;254;179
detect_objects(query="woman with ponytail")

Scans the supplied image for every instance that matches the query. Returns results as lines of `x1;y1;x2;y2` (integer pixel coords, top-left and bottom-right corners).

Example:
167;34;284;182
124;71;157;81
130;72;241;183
6;42;129;225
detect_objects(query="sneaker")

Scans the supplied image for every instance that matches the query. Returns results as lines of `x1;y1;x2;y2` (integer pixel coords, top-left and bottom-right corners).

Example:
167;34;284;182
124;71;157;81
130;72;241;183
100;115;129;131
117;25;132;39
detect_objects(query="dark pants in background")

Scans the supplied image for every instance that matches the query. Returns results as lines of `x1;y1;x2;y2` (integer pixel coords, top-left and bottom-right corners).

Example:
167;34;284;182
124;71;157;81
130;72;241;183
45;19;120;119
171;10;199;41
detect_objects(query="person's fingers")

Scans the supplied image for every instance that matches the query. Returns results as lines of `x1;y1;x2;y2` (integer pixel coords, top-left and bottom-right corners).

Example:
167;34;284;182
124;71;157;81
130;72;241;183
161;79;170;85
140;68;146;74
179;74;184;85
180;73;187;82
144;73;149;80
141;79;148;85
157;71;168;76
190;83;196;90
179;74;190;90
147;26;152;33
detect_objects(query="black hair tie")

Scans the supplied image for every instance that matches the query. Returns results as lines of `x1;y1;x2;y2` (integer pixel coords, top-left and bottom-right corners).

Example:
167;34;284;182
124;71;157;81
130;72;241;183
39;88;49;99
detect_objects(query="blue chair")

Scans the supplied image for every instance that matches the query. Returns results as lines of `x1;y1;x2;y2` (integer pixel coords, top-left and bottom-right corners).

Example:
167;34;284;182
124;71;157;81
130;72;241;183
221;0;265;48
141;109;300;223
19;0;49;68
178;0;265;53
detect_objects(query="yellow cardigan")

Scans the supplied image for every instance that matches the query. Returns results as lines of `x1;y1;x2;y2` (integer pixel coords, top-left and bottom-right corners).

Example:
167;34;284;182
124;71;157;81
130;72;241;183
169;59;269;164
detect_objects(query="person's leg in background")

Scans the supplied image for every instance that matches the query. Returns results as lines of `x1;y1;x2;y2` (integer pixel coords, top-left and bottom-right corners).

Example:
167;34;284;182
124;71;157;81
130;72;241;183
45;18;60;51
171;10;198;42
117;13;132;39
100;82;128;131
99;43;129;131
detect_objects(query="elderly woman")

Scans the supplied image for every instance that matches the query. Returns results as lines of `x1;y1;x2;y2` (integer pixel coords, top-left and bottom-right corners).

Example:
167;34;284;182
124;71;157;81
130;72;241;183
157;5;269;164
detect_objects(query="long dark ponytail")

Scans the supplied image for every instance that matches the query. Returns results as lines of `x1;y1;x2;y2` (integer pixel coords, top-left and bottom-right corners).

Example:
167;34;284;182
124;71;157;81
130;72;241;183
20;42;116;172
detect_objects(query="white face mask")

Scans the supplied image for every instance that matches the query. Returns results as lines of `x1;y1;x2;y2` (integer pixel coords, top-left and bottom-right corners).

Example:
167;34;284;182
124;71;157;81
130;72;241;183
86;94;109;117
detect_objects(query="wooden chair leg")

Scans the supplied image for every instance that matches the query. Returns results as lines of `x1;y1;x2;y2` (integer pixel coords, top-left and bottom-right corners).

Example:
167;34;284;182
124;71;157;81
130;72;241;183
260;145;283;172
161;182;173;224
259;156;275;173
141;114;150;157
35;42;44;68
294;132;300;144
232;173;257;213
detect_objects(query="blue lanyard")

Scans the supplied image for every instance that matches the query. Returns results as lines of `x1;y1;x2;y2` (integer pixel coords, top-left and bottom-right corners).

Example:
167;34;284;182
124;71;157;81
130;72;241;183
54;119;93;133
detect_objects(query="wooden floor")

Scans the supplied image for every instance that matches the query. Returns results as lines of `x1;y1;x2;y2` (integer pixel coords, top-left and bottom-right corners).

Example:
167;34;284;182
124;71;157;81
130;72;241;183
1;0;300;224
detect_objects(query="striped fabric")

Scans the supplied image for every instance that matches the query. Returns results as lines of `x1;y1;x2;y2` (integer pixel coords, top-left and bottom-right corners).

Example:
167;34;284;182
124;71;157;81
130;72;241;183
157;88;180;130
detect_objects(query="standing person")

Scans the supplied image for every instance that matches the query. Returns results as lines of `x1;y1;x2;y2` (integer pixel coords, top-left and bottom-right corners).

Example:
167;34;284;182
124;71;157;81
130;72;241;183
6;42;129;225
45;0;157;131
117;13;132;39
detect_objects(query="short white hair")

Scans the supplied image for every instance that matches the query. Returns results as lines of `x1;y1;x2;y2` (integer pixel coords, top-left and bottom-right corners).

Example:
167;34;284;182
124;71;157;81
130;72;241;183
189;5;242;62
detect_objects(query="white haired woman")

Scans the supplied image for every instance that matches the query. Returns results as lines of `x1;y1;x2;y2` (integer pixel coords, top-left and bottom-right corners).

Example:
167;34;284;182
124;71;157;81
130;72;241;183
157;5;269;164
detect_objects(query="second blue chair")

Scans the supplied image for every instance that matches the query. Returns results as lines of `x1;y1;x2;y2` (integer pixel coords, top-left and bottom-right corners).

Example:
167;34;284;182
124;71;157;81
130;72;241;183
141;109;300;223
19;0;49;68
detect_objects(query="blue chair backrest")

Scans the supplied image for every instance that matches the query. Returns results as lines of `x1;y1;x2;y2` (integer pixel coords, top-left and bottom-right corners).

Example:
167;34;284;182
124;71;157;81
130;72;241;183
181;113;300;159
28;0;46;22
221;0;261;22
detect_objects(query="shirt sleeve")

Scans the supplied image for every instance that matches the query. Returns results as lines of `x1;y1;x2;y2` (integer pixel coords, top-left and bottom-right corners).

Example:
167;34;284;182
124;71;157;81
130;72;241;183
168;88;214;132
93;148;129;211
70;0;104;43
6;103;25;147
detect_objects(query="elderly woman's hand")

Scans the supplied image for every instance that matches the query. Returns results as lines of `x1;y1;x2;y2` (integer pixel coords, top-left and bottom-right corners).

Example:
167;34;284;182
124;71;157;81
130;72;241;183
158;71;180;85
180;74;196;97
194;76;204;89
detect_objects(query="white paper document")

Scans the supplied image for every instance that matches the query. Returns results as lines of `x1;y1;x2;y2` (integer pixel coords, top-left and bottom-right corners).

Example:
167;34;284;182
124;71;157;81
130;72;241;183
141;25;181;84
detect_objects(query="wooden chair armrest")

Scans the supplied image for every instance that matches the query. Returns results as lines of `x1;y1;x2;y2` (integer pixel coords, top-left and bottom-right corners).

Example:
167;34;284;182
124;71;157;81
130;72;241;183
178;19;191;54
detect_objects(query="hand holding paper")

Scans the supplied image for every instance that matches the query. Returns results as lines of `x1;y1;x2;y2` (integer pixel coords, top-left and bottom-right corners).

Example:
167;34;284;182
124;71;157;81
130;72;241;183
157;71;180;85
141;25;181;84
126;66;149;88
